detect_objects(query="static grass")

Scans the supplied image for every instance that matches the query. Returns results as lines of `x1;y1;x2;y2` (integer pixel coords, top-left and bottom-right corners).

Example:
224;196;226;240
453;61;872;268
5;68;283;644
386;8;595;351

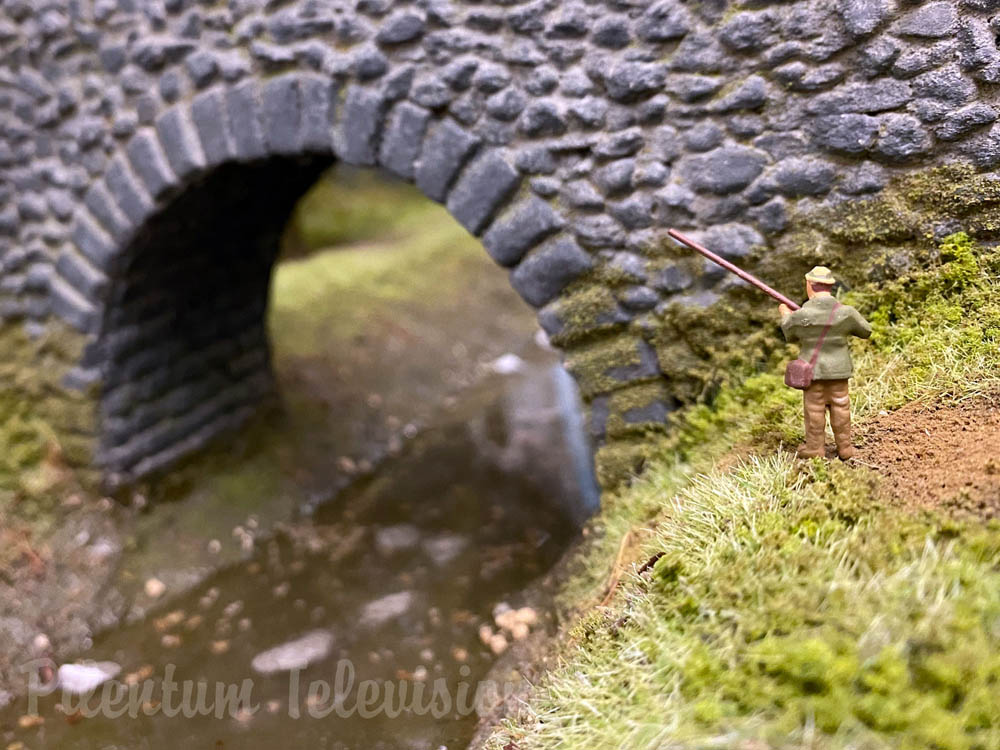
501;458;1000;750
282;165;434;254
488;235;1000;750
269;200;483;358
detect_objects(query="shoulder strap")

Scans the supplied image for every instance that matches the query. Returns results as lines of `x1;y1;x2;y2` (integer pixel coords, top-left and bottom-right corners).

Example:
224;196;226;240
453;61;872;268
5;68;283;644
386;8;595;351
808;302;841;368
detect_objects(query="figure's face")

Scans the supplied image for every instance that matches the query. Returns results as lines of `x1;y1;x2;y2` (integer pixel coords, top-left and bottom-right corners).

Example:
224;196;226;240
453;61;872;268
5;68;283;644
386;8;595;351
806;280;816;300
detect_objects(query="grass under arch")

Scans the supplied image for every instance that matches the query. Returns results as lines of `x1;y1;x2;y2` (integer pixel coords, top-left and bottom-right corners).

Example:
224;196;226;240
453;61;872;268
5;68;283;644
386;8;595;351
486;235;1000;750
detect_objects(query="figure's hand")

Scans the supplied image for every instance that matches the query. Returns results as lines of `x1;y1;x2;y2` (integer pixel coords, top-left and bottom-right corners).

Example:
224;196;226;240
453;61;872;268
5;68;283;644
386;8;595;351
778;303;792;319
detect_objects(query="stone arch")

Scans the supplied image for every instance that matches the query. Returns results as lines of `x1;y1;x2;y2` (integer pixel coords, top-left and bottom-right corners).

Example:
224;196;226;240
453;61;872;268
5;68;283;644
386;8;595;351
55;72;590;483
8;0;1000;487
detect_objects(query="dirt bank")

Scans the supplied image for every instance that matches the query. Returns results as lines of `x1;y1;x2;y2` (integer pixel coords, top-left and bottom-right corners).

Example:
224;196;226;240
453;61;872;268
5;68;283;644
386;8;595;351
861;396;1000;518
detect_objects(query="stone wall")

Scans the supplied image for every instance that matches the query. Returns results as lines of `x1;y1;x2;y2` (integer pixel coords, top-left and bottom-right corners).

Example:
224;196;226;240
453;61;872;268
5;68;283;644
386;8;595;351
3;0;1000;486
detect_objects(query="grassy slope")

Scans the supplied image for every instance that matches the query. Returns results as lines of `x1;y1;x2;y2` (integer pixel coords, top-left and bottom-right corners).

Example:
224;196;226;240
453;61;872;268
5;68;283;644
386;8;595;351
488;235;1000;750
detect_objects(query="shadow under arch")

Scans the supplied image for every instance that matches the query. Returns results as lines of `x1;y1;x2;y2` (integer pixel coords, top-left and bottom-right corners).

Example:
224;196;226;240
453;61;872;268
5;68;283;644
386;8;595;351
60;74;567;485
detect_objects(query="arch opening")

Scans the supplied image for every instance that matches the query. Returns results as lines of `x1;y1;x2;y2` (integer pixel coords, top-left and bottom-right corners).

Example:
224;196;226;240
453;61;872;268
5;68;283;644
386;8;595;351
97;155;335;482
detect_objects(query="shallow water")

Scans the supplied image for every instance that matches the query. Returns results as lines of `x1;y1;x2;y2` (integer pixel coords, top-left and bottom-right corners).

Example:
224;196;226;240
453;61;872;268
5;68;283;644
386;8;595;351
1;362;592;750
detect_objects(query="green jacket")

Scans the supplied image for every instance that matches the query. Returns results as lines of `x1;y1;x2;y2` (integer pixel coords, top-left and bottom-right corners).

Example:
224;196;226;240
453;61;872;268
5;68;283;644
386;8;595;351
781;295;872;380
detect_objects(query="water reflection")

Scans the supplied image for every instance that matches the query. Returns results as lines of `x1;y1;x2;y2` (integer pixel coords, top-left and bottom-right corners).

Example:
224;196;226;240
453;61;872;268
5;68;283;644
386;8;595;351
2;361;593;750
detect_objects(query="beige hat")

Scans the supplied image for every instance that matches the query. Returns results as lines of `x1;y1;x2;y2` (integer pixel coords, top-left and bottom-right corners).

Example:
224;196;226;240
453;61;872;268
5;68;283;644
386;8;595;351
805;266;836;285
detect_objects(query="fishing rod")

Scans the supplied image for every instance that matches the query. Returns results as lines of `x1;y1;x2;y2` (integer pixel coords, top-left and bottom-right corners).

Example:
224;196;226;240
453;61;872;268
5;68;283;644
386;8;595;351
666;228;801;311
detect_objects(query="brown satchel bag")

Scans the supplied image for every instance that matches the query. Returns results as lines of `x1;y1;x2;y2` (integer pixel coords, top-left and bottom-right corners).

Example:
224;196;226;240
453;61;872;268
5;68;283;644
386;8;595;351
784;302;841;390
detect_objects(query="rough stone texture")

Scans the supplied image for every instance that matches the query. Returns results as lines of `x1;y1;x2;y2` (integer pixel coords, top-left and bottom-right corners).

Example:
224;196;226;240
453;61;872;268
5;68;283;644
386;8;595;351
3;0;1000;485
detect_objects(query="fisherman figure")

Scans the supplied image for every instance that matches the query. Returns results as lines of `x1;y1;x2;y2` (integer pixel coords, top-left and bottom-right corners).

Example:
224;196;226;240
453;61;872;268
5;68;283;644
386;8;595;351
779;267;872;460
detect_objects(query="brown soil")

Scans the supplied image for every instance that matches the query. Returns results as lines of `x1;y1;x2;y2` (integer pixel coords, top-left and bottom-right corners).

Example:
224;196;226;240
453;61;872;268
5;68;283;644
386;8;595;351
860;397;1000;518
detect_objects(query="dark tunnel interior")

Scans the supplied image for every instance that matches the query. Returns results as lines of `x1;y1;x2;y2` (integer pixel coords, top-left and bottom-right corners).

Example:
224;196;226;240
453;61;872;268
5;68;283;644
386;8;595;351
96;155;335;483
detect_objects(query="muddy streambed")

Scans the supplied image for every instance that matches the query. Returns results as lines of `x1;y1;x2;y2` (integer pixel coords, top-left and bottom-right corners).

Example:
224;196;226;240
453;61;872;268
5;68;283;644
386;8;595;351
0;357;595;750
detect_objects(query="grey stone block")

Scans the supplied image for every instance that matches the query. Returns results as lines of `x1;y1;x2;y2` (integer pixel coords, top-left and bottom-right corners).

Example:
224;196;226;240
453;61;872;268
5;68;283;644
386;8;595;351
875;114;932;160
190;89;235;165
636;1;691;43
155;108;205;181
604;61;668;103
446;151;521;234
510;236;594;308
806;80;912;115
681;146;768;194
620;285;659;312
719;11;776;52
623;398;672;426
56;246;108;298
415;119;480;202
482;196;564;267
653;264;693;293
518;100;567;137
334;86;386;166
261;74;303;155
592;159;635;196
376;11;425;44
225;81;268;161
768;157;836;197
935;103;997;141
609;194;656;230
893;2;957;39
126;129;176;199
50;275;98;333
103;157;154;229
841;0;890;37
379;102;431;179
574;214;627;249
300;76;337;153
812;114;880;154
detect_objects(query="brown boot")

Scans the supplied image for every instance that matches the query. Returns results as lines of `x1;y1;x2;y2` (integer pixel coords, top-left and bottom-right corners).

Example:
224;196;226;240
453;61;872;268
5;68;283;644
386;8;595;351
798;383;827;458
828;380;855;460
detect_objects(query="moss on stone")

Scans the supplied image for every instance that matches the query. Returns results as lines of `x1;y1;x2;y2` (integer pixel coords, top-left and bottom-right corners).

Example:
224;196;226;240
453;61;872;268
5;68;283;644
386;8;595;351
548;284;629;347
563;334;654;399
604;381;672;440
0;323;97;497
594;439;657;489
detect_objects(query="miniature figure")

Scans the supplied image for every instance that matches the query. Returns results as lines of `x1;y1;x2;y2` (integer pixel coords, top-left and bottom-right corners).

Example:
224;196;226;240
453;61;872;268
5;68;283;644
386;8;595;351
778;267;871;459
667;230;872;460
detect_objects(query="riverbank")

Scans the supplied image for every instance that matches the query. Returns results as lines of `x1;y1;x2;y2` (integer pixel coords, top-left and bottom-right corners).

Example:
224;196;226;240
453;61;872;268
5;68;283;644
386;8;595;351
483;234;1000;749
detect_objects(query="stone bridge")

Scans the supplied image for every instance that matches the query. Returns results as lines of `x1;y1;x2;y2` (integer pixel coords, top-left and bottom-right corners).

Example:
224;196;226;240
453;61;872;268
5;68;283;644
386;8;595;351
3;0;1000;487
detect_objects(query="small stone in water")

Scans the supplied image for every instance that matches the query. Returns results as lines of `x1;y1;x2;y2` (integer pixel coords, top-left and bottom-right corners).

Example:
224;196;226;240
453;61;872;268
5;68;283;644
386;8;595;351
153;610;184;633
420;648;434;662
375;525;421;556
412;665;428;681
490;353;525;374
272;582;290;598
57;661;121;694
238;618;252;632
222;600;244;618
488;634;509;655
184;615;203;631
451;647;468;662
124;665;154;685
144;578;166;599
207;539;222;554
210;640;230;655
359;591;416;628
161;634;181;648
18;714;44;729
422;534;468;566
266;700;282;714
33;633;51;653
251;630;334;674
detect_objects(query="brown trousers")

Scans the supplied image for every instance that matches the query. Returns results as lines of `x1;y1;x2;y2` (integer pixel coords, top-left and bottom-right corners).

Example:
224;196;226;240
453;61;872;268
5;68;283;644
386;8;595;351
801;379;852;456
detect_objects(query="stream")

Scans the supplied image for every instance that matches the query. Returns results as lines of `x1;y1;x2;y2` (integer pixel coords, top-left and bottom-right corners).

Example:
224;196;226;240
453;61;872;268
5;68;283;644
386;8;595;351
1;357;598;750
